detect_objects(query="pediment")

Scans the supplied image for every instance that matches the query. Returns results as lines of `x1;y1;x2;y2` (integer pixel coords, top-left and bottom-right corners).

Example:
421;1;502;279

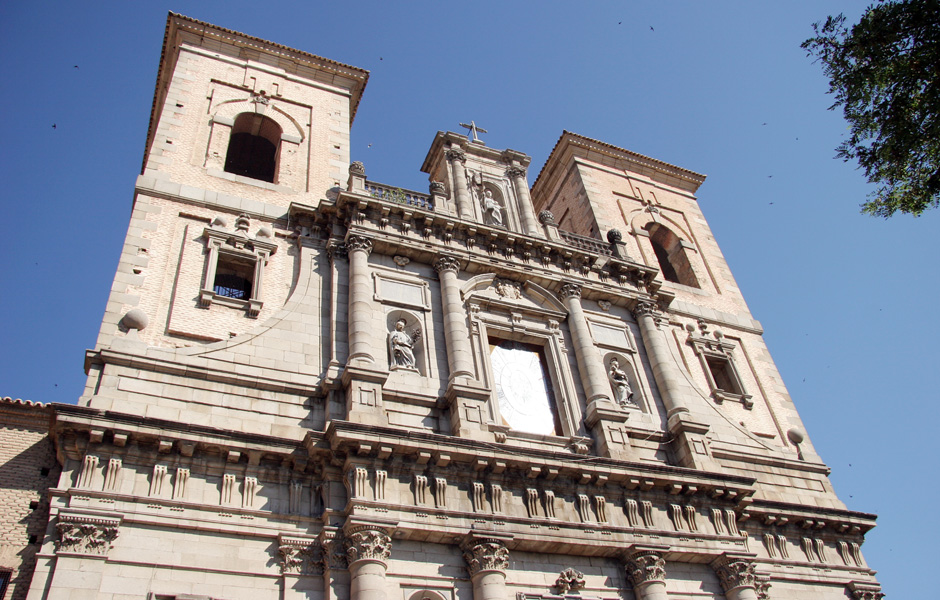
461;274;567;318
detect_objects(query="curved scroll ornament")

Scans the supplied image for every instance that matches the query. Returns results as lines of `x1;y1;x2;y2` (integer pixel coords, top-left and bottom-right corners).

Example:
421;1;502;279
713;557;758;593
623;551;666;588
345;235;373;255
345;528;392;564
433;255;461;275
560;283;582;299
505;166;527;179
463;539;509;577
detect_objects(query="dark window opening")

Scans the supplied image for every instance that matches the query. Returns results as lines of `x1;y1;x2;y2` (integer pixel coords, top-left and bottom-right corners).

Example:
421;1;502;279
0;570;10;599
213;258;254;300
224;113;282;183
645;223;700;288
706;356;742;395
650;237;681;283
40;467;50;476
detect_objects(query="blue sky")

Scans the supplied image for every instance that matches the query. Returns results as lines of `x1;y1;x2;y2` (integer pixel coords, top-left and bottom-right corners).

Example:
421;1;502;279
1;1;936;596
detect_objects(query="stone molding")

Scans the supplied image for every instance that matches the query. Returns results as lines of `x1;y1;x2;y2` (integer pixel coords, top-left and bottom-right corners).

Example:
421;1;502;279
847;582;885;600
344;526;392;565
623;549;666;588
327;240;348;262
632;300;659;319
462;538;509;577
55;512;121;556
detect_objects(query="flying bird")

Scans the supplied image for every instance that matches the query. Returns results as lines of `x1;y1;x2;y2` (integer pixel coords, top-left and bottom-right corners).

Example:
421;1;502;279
650;26;654;31
73;65;79;69
52;124;56;129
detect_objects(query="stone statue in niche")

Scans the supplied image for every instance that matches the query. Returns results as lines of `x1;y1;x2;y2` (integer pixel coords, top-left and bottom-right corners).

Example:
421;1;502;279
608;358;637;408
388;318;421;370
481;189;504;227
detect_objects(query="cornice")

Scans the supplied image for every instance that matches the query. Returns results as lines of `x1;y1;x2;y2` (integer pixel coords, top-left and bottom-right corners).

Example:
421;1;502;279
532;131;707;199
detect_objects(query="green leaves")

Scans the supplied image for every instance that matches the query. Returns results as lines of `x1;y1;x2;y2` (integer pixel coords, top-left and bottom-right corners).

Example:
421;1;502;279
803;0;940;217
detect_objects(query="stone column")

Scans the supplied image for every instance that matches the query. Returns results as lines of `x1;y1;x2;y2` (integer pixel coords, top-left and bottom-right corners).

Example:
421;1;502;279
623;548;668;600
345;526;393;600
435;256;474;381
463;538;510;600
560;283;610;405
712;555;760;600
633;300;716;470
447;149;474;220
506;166;541;237
561;282;633;458
346;235;376;365
632;301;688;418
326;241;349;378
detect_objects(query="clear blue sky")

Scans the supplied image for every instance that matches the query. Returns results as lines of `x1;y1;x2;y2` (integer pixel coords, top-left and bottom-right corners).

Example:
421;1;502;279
1;1;935;596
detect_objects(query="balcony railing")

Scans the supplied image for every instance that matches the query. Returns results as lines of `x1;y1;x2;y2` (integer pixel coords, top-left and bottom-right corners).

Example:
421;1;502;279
365;181;434;211
560;230;612;256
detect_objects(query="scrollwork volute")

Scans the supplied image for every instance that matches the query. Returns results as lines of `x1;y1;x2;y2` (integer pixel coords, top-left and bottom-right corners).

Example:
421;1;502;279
344;527;392;564
433;255;461;275
713;557;758;592
623;551;666;588
345;235;373;255
560;283;582;299
463;539;509;577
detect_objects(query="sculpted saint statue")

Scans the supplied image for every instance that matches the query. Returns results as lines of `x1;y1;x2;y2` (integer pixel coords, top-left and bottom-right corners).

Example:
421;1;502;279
608;358;637;408
481;189;503;227
389;318;420;369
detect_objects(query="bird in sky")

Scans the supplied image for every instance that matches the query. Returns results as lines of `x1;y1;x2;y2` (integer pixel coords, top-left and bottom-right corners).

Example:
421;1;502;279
73;65;79;69
52;124;56;129
650;26;655;31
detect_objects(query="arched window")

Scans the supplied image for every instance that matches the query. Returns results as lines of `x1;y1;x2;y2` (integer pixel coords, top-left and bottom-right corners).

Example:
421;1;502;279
224;113;282;183
645;223;700;288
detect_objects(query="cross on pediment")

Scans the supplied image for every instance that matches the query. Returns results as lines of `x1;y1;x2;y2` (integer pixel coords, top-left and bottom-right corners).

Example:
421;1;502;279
459;121;488;143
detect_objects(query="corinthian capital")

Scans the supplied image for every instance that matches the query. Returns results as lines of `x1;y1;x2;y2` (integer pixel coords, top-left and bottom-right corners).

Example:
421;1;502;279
445;149;467;163
623;550;666;588
632;300;659;320
344;526;392;564
560;283;582;299
345;235;373;255
505;166;527;179
713;555;758;593
326;240;348;262
55;514;121;556
463;538;509;577
434;255;461;274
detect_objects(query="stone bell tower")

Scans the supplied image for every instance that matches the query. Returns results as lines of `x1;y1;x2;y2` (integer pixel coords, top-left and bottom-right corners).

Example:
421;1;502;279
26;13;883;600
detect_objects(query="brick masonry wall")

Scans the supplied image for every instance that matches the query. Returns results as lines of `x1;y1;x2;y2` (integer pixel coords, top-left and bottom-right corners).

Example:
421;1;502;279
0;399;58;600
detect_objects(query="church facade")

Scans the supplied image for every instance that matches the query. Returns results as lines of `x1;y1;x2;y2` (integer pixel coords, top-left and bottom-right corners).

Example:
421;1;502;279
22;13;883;600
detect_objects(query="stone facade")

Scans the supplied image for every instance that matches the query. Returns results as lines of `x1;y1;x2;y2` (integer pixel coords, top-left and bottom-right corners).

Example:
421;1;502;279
20;13;883;600
0;398;58;600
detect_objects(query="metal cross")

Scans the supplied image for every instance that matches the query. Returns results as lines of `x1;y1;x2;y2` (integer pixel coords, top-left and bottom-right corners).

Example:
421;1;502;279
459;121;488;143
